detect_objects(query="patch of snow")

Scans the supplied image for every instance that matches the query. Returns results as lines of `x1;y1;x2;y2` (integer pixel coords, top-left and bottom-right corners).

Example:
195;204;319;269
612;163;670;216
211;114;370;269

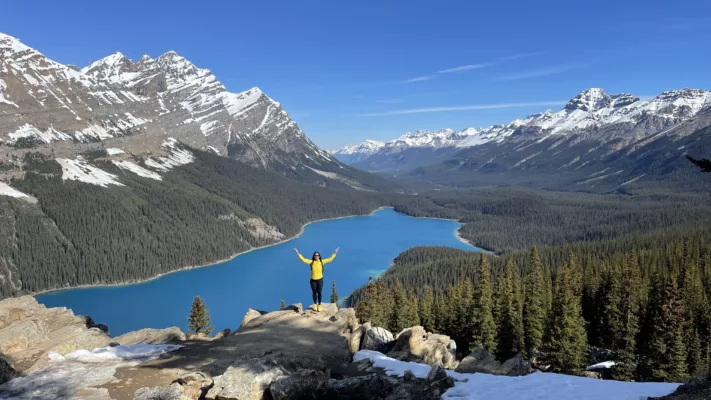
112;160;162;180
200;120;221;136
0;182;29;199
56;157;124;187
354;350;679;400
144;139;194;171
106;148;125;155
7;124;71;143
0;344;181;400
586;361;616;370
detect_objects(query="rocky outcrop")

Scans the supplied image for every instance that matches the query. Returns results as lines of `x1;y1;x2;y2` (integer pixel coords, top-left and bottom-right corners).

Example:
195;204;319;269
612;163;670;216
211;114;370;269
114;327;185;345
0;296;112;373
134;386;187;400
330;307;359;333
387;326;458;370
455;346;532;376
348;322;371;355
240;308;267;328
361;327;394;352
283;303;303;314
269;369;327;400
205;358;287;400
170;371;214;400
649;379;711;400
212;328;231;340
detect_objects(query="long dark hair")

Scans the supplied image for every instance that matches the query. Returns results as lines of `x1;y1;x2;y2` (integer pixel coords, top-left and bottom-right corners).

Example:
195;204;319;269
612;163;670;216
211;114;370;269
311;251;321;263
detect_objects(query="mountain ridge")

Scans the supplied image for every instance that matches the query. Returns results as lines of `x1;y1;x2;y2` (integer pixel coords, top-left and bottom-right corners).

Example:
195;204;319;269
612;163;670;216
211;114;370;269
0;32;391;193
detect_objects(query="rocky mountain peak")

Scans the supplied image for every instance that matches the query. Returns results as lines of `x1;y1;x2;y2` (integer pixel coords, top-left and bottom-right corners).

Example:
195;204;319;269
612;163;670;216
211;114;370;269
609;93;639;108
565;88;611;112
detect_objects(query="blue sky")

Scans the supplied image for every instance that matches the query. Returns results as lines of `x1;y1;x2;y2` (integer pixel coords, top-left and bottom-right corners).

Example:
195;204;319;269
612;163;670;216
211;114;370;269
1;1;709;149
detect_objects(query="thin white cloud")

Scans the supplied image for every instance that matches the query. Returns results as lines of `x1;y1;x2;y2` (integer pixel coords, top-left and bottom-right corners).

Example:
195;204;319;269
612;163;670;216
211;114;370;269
436;63;490;74
376;98;403;103
405;75;434;83
494;65;579;81
497;52;545;62
358;100;567;117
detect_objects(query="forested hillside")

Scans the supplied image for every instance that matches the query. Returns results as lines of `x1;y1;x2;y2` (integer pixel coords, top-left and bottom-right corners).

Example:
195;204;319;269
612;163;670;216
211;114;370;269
392;186;711;253
349;226;711;382
0;149;388;298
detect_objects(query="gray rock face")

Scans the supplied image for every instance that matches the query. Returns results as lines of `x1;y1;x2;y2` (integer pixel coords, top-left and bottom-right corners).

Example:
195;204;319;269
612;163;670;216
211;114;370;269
206;358;287;400
387;326;458;370
323;374;411;400
134;386;185;400
170;371;213;400
361;327;394;352
268;369;327;400
114;327;185;345
455;347;532;376
212;328;231;340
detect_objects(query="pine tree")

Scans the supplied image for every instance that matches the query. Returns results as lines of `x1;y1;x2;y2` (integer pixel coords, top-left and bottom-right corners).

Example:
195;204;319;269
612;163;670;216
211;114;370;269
543;253;588;374
356;277;376;323
407;290;421;328
687;328;704;377
471;253;497;352
523;247;546;357
280;299;286;310
640;276;687;382
496;260;525;359
188;296;213;335
433;292;448;333
330;281;340;305
392;280;410;333
420;286;435;332
612;253;641;381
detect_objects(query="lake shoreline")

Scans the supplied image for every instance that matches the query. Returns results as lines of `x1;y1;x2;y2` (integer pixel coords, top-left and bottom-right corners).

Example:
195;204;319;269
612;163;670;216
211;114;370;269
33;206;392;297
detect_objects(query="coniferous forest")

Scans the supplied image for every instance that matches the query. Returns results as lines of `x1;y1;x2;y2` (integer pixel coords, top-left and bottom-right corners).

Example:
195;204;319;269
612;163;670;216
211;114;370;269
349;226;711;382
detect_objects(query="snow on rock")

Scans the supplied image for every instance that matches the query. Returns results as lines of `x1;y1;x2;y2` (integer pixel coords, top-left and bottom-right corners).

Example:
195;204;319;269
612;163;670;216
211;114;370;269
112;160;162;180
56;157;124;187
144;138;194;172
7;124;72;144
354;350;679;400
106;148;125;155
586;361;616;370
0;182;29;199
0;344;182;400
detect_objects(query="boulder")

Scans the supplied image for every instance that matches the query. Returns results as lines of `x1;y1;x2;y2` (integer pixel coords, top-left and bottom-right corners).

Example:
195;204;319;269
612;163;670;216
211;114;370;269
387;326;458;370
427;363;455;390
361;327;394;352
403;369;417;381
330;307;359;333
240;308;266;328
455;347;532;376
114;327;185;345
0;320;47;353
318;303;339;316
348;322;370;355
283;303;303;314
587;345;615;364
171;371;213;399
205;358;287;400
322;374;410;399
212;328;231;340
268;369;327;400
186;332;211;341
499;353;533;376
650;378;711;399
134;386;186;400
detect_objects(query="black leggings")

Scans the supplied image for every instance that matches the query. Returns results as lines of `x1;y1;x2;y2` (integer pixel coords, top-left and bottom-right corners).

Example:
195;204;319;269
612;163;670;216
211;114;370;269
310;279;324;304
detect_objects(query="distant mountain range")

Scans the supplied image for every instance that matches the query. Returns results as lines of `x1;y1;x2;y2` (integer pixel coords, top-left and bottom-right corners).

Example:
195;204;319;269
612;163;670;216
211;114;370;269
0;32;389;193
331;88;711;191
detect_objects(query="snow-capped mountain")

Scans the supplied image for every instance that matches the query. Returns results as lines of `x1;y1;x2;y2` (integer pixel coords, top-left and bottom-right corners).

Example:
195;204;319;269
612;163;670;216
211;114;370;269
0;32;384;191
338;88;711;183
329;140;385;164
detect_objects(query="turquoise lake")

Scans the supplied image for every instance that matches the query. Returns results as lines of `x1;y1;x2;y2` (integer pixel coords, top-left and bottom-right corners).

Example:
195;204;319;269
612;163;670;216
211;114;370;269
37;208;478;336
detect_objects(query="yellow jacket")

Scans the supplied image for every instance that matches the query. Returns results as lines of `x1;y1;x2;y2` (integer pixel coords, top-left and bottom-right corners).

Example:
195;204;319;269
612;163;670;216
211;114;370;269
298;253;336;280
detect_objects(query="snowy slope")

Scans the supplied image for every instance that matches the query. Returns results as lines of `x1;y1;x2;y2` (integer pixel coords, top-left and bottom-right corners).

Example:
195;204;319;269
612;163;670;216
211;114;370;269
0;344;182;399
354;350;679;400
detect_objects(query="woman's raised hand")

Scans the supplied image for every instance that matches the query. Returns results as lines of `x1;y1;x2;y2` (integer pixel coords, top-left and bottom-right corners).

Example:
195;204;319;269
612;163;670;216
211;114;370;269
334;247;340;254
293;248;299;254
